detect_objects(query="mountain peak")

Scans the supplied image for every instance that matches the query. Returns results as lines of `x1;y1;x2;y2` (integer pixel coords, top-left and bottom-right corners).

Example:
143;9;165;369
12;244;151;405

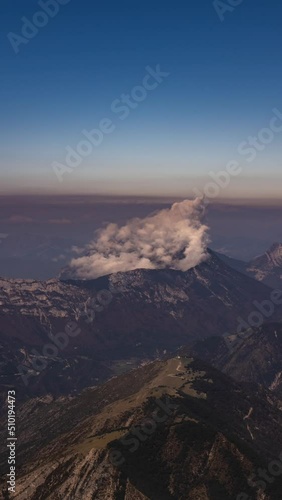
246;242;282;287
268;242;282;262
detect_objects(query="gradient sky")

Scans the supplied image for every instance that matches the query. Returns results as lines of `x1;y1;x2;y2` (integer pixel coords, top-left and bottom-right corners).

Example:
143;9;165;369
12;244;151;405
1;0;282;198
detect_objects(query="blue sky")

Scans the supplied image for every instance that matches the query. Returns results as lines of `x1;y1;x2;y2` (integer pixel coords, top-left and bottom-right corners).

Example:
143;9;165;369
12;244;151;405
1;0;282;198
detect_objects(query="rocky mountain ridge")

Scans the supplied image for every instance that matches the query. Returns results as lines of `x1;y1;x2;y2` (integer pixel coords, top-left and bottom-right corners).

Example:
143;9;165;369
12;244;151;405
247;242;282;288
1;356;282;499
1;251;281;403
216;242;282;289
182;322;282;398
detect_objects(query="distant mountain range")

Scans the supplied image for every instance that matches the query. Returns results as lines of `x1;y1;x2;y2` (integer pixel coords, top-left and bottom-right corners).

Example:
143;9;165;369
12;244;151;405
216;242;282;289
246;242;282;288
1;250;281;404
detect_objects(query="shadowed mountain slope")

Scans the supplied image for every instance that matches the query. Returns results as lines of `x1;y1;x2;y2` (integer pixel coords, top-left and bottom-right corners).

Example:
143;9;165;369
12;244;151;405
1;356;282;499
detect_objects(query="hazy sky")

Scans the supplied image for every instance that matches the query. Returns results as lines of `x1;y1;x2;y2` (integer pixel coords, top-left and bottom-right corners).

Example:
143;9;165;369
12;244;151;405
1;0;282;199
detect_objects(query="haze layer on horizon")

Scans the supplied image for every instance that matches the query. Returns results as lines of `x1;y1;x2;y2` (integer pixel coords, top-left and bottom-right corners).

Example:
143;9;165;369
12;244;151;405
1;0;282;199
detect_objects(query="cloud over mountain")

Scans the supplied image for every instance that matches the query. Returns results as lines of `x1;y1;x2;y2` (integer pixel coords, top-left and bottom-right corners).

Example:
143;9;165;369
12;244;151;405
68;198;209;279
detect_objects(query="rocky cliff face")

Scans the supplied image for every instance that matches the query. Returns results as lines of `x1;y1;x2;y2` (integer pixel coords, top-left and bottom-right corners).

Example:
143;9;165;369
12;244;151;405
1;357;282;499
183;323;282;399
216;243;282;289
246;243;282;289
1;252;281;403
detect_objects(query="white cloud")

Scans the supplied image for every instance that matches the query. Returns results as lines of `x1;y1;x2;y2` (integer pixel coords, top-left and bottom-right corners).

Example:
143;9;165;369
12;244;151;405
69;198;209;279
